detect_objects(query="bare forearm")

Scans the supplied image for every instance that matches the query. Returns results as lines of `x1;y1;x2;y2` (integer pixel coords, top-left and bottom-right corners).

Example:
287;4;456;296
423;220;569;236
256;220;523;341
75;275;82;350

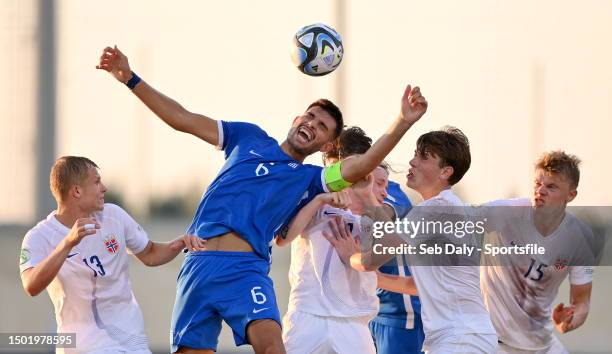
139;241;182;266
377;272;418;295
342;117;413;182
132;81;190;129
571;302;589;329
570;284;592;329
277;198;324;246
131;81;218;145
22;239;73;296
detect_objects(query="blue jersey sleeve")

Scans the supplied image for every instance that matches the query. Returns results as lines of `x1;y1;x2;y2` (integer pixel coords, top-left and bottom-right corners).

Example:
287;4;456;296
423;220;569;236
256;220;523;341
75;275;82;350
384;181;412;218
219;121;268;157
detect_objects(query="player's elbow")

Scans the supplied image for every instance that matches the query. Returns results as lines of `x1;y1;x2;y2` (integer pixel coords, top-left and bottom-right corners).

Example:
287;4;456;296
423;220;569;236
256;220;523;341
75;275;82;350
23;282;43;297
274;236;290;247
139;254;160;267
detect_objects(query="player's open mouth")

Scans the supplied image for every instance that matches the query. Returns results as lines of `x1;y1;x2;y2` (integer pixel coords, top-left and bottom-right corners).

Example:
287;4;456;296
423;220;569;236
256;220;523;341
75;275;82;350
407;170;415;179
297;126;314;143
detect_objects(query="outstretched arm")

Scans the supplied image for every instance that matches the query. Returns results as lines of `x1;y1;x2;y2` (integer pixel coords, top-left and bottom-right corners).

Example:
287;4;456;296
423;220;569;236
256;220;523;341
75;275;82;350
340;85;428;183
96;46;219;146
135;235;206;266
275;191;351;247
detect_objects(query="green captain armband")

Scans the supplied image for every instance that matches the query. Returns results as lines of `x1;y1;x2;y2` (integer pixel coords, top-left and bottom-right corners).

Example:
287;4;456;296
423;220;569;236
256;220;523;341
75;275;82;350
324;161;353;192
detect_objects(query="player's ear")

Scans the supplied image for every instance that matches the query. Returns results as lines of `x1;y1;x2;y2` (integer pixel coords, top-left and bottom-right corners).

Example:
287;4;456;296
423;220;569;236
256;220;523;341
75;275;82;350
567;189;577;203
440;166;454;182
70;185;82;199
319;141;335;153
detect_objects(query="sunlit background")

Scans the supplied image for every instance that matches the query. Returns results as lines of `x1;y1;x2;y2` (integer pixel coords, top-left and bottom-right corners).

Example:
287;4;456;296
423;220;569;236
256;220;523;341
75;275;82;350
1;0;611;353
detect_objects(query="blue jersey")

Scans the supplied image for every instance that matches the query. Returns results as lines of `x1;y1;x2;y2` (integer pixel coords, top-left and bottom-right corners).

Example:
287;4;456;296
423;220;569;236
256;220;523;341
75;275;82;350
187;121;327;262
375;181;422;329
383;181;412;220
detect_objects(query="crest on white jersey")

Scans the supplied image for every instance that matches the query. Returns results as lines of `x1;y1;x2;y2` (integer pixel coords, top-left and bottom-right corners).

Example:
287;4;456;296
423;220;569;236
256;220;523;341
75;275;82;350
104;235;120;254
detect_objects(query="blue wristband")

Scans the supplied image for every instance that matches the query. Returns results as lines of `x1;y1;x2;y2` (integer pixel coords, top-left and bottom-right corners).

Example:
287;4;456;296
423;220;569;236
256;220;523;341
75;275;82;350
125;72;142;89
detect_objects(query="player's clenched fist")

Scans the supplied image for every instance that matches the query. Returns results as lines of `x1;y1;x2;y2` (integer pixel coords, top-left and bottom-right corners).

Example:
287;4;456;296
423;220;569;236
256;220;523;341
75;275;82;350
65;218;100;247
317;190;351;209
96;45;133;83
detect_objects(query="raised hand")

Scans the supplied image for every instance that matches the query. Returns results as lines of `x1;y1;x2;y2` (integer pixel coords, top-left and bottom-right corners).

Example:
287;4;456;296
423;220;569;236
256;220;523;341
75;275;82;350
95;45;133;83
65;218;100;247
399;85;428;125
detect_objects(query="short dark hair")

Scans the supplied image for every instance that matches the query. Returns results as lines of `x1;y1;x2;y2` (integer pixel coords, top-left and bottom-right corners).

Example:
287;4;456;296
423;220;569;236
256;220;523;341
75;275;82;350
338;126;372;159
50;156;99;202
416;126;471;185
308;99;344;139
535;150;581;189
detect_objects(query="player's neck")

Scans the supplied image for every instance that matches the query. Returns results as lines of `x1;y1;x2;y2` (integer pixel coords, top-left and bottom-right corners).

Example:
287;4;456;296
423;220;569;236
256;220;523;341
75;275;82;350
55;204;93;229
532;207;566;237
279;140;307;162
419;184;449;201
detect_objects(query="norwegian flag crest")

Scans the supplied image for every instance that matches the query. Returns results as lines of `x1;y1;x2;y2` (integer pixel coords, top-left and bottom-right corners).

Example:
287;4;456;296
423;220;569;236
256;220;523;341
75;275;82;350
554;258;568;271
104;235;120;254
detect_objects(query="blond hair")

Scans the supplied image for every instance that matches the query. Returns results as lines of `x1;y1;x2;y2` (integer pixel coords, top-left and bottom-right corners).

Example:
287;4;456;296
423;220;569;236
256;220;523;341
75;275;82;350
535;151;581;189
50;156;98;202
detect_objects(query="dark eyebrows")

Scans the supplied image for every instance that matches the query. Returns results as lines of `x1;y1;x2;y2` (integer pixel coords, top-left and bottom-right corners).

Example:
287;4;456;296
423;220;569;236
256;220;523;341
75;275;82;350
318;120;329;132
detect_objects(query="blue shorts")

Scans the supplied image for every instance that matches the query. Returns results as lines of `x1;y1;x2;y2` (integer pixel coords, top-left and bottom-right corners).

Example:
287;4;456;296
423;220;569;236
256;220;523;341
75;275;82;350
369;320;424;354
170;251;281;352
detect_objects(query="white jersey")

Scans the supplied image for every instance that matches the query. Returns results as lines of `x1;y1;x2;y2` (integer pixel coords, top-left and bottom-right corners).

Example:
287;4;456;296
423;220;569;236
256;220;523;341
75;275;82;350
403;189;496;350
287;205;379;319
480;198;594;351
19;204;151;354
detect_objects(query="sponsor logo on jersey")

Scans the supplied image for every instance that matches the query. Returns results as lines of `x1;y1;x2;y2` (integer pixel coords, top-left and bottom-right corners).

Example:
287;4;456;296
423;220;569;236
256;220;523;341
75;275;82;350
288;162;299;169
19;248;30;265
249;150;263;157
554;258;568;271
252;307;269;314
104;235;120;254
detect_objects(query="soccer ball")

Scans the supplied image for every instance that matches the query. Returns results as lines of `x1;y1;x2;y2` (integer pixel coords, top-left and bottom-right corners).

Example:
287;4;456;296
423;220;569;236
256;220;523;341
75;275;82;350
291;23;343;76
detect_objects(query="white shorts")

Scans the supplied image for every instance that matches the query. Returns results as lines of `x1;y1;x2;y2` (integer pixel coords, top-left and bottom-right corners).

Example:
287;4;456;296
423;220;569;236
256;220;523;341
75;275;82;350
498;336;568;354
282;310;376;354
425;334;498;354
